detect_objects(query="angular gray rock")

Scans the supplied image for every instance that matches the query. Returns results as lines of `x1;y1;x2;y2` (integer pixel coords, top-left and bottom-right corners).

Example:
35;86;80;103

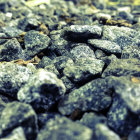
62;25;102;41
0;62;34;98
61;76;75;93
78;112;107;131
18;17;40;31
51;56;74;73
93;124;121;140
1;26;23;37
37;116;93;140
63;58;104;83
0;38;24;61
121;46;140;60
88;39;122;54
95;49;106;59
0;102;38;140
17;69;66;111
0;127;26;140
102;58;140;77
70;43;96;60
58;77;112;115
107;76;140;136
102;25;138;49
37;56;52;69
44;64;60;77
24;30;50;57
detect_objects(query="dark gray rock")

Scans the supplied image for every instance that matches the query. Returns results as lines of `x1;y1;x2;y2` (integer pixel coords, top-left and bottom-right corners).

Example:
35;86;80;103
52;56;74;73
63;58;104;83
128;126;140;140
107;76;140;136
102;58;140;77
0;127;26;140
61;76;75;93
44;64;60;77
121;44;140;60
107;95;140;136
102;25;139;49
88;39;122;54
37;116;93;140
0;62;34;98
0;38;24;61
93;124;121;140
0;102;38;140
38;113;60;130
78;112;107;131
101;54;117;65
36;56;52;68
18;17;40;31
95;49;106;59
112;77;140;114
70;43;95;60
62;25;102;42
49;30;71;57
17;69;66;111
24;30;50;57
1;27;23;37
58;77;112;115
49;38;70;57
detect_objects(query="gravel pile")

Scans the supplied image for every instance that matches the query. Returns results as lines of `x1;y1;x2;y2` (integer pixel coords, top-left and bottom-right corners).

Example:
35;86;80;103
0;0;140;139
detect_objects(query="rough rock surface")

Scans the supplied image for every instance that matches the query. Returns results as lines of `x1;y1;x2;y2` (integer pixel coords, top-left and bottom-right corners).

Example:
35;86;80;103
0;0;139;139
88;39;122;54
24;30;50;58
0;102;38;140
58;77;112;115
17;69;66;111
62;25;102;41
0;62;34;98
37;116;93;140
63;58;104;83
0;38;24;61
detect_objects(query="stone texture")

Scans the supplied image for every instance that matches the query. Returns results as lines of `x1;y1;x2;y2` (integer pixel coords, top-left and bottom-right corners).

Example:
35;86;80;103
63;58;104;83
37;56;52;68
0;102;38;140
24;30;50;58
58;77;112;115
52;56;74;73
61;76;75;93
1;27;23;37
93;124;121;140
18;17;40;31
44;64;60;77
70;43;95;60
95;49;106;59
62;25;102;42
17;69;66;111
0;127;26;140
102;58;140;77
0;38;24;61
102;25;139;49
107;76;140;136
0;62;34;98
37;116;93;140
88;39;122;54
121;46;140;60
78;112;107;131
